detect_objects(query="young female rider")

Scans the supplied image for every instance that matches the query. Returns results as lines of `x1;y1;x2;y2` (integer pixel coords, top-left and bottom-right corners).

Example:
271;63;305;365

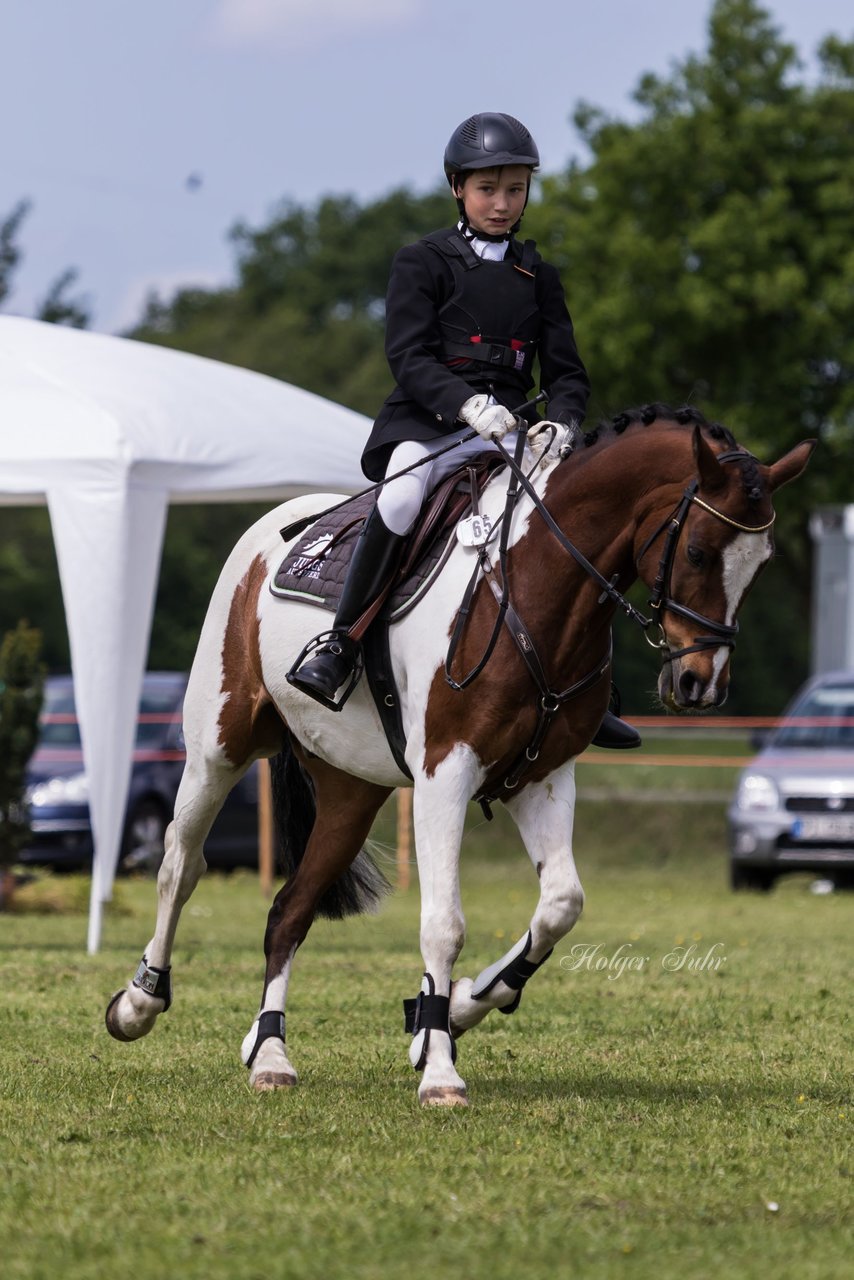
290;111;638;748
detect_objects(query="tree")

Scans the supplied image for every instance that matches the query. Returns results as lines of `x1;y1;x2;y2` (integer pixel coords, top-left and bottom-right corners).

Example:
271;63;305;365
0;622;45;908
528;0;853;486
132;187;450;415
524;0;854;709
0;200;30;310
0;200;92;328
14;0;843;715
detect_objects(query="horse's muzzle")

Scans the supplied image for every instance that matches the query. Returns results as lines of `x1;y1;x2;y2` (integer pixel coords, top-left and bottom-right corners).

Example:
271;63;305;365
657;655;729;711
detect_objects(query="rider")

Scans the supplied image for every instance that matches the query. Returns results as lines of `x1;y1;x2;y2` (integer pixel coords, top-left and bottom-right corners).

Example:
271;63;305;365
289;111;639;748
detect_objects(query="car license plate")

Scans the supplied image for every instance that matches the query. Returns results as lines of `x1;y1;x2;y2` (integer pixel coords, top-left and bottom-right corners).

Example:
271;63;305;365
791;815;854;841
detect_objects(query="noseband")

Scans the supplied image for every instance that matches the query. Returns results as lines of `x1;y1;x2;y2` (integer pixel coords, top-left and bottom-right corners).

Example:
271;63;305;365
638;450;776;663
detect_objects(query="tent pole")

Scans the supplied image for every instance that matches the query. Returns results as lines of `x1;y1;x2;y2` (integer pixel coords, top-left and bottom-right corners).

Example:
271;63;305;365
87;887;104;955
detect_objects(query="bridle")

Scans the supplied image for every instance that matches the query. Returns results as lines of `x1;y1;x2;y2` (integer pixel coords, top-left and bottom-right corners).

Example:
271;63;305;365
637;450;776;663
482;436;775;662
448;435;775;815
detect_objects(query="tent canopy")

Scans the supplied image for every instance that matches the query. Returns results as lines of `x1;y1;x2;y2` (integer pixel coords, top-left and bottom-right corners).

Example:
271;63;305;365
0;316;370;950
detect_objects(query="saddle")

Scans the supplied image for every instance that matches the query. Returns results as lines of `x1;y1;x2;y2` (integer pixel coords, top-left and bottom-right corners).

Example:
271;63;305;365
271;453;506;775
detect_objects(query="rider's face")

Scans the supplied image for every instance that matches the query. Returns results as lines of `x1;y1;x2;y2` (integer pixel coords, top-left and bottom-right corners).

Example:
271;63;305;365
456;165;530;236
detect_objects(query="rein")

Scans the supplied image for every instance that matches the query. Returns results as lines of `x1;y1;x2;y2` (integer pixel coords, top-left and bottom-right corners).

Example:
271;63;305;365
456;438;773;812
485;438;772;661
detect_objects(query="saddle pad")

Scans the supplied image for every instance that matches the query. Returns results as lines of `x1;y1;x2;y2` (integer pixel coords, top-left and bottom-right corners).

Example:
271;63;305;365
271;491;455;620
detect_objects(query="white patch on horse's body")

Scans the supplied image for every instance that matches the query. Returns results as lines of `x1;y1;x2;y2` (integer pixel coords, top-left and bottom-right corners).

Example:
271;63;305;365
450;759;583;1035
706;530;774;701
258;460;544;785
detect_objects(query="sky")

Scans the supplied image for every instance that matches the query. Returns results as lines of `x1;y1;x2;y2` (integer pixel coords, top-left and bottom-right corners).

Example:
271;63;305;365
2;0;851;334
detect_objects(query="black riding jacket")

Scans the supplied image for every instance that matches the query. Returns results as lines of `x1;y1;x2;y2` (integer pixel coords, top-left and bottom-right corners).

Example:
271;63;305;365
361;226;591;481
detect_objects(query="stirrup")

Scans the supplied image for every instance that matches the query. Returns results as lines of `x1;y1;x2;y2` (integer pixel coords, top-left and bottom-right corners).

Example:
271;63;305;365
286;630;364;712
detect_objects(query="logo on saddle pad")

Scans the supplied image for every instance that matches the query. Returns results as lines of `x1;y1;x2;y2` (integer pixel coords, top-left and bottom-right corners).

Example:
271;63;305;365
290;534;333;580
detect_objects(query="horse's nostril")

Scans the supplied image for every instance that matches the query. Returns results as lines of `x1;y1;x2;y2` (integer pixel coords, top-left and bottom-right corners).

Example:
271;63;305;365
678;670;704;705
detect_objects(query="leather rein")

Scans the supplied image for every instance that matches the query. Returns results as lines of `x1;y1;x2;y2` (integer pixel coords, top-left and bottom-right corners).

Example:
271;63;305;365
450;434;774;813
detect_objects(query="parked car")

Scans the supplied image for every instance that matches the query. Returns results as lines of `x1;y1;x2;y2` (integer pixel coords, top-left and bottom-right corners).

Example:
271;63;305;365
22;672;259;873
728;670;854;890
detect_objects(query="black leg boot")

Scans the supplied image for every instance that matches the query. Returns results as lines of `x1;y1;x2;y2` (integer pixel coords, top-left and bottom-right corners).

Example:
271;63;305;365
287;506;405;708
591;710;641;749
591;684;641;749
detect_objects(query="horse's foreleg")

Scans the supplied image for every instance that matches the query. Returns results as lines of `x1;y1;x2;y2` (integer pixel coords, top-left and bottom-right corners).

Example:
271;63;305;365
242;759;390;1091
449;761;583;1036
407;748;476;1107
105;756;237;1042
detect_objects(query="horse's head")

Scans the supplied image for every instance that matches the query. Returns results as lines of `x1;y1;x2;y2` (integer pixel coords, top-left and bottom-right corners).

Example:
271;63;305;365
637;427;814;712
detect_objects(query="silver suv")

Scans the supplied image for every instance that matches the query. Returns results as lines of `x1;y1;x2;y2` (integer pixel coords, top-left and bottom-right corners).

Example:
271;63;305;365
728;671;854;891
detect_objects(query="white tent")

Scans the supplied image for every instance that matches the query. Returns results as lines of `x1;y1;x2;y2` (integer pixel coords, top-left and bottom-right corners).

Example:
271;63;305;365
0;316;370;952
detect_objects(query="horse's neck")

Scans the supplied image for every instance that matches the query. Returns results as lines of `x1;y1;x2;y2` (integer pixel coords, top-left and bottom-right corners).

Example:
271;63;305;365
523;431;689;657
551;428;690;563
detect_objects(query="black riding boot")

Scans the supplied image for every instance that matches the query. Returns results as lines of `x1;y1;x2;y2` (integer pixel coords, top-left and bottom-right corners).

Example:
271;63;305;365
591;710;641;749
288;506;404;708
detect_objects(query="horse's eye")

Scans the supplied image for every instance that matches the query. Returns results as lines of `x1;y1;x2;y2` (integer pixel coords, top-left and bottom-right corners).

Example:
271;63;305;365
687;544;705;568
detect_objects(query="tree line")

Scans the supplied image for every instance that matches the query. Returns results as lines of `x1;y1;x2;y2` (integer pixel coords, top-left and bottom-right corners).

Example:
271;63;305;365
1;0;851;713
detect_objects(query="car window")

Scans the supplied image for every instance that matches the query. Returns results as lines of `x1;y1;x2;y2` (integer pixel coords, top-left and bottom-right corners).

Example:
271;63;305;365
38;687;80;746
774;684;854;748
39;681;184;749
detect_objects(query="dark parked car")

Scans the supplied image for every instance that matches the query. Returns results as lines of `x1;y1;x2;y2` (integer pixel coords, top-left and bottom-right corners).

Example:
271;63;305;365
22;672;259;873
728;670;854;891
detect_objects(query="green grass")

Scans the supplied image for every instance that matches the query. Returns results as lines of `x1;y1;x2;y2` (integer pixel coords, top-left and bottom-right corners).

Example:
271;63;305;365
577;733;751;798
1;802;850;1280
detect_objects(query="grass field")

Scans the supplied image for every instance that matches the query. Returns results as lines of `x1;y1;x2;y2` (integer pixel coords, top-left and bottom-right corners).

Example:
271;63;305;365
1;793;851;1280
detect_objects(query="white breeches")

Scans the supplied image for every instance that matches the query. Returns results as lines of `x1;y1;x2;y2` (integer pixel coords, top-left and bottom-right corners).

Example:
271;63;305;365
376;429;520;536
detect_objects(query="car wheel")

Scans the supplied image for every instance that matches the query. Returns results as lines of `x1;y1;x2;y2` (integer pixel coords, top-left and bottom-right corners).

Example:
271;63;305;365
121;800;169;875
730;864;774;892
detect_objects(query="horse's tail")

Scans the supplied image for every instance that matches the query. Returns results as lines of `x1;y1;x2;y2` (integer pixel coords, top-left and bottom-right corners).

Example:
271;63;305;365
268;737;391;919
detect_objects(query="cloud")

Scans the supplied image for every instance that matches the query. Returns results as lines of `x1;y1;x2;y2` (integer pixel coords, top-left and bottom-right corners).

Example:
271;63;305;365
207;0;421;50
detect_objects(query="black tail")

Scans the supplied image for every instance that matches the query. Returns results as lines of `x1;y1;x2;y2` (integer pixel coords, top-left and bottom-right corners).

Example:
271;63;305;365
268;738;391;919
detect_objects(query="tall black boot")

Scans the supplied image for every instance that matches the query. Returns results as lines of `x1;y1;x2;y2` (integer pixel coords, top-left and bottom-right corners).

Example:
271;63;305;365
591;710;641;749
591;684;641;749
287;506;404;709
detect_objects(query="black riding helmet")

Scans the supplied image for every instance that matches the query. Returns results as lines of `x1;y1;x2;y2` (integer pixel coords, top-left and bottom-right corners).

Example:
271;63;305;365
444;112;540;234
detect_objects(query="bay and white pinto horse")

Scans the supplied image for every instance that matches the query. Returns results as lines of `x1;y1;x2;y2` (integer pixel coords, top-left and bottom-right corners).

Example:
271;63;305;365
106;407;813;1106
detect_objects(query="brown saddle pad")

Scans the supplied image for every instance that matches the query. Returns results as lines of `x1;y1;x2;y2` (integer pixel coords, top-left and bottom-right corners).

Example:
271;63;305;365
270;455;505;621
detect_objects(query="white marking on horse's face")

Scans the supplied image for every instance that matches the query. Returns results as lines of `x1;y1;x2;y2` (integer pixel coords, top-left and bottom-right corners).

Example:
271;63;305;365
706;530;773;698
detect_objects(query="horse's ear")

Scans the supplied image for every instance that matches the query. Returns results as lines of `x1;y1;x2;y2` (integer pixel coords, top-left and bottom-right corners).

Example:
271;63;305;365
766;440;816;492
692;426;727;493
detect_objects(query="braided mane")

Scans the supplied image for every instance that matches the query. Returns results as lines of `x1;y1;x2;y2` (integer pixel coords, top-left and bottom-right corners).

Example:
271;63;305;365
582;403;764;504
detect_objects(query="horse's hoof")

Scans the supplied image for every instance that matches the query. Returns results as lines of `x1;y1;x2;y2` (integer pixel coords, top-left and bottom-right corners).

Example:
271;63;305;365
105;990;135;1042
420;1086;468;1108
252;1070;298;1092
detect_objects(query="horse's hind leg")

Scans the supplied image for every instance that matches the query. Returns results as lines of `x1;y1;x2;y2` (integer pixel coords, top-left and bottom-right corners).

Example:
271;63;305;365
242;756;391;1091
105;749;245;1042
449;761;583;1036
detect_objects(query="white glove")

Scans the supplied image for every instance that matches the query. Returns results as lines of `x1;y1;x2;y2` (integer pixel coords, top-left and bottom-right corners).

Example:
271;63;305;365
459;394;517;442
526;419;581;466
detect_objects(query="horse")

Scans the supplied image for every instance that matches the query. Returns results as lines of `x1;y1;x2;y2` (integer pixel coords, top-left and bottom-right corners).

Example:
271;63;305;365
105;405;813;1107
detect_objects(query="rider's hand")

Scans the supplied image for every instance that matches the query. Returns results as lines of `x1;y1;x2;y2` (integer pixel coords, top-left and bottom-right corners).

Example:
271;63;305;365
527;419;582;464
459;394;517;442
